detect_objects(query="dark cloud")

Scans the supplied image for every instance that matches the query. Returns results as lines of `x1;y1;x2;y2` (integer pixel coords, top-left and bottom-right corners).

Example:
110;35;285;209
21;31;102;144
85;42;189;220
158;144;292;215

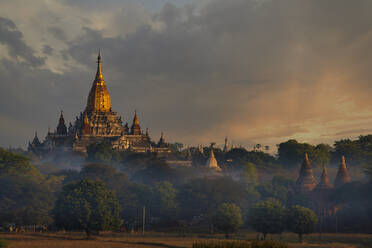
42;45;53;55
0;17;44;66
2;0;372;149
48;27;67;41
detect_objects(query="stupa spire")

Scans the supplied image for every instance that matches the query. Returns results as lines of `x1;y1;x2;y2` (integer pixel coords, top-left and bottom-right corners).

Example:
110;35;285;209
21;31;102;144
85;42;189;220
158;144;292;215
86;49;112;113
96;49;103;80
131;110;141;135
295;153;317;193
334;155;351;188
206;147;221;171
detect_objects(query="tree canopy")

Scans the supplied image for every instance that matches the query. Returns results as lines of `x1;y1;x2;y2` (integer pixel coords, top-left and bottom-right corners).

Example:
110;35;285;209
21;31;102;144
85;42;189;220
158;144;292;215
53;179;122;236
248;199;286;239
212;203;243;237
287;205;318;242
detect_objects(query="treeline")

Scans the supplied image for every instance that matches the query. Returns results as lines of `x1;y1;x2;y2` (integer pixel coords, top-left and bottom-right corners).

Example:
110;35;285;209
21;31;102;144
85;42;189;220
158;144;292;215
1;139;372;236
2;135;372;236
83;135;372;170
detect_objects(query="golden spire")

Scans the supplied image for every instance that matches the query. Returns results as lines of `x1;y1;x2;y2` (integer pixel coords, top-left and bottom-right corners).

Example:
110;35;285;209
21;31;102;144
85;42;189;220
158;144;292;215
96;49;103;81
86;50;111;113
133;110;139;125
130;110;141;135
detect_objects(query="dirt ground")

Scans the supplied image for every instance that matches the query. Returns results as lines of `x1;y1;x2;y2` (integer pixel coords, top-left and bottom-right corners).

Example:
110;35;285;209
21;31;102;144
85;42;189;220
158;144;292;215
0;232;371;248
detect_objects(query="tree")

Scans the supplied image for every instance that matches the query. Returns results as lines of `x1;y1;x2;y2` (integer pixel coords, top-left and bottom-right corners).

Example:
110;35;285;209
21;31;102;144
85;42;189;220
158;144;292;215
287;205;318;243
277;140;314;168
240;162;258;186
256;176;295;204
79;163;130;191
277;140;330;168
86;142;120;163
248;199;286;240
212;203;243;238
53;179;122;236
178;177;246;220
0;175;56;228
150;181;179;226
153;181;178;210
0;147;43;180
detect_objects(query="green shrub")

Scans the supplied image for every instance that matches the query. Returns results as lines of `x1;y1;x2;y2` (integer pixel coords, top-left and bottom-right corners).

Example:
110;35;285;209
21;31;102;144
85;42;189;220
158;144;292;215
192;240;288;248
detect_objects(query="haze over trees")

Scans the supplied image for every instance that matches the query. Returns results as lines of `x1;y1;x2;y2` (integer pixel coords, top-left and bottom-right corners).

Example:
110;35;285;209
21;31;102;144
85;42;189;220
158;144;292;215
1;134;372;236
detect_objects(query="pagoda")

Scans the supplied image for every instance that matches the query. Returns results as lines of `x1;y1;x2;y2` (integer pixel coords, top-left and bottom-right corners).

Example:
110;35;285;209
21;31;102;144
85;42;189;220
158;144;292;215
295;153;317;193
28;51;171;155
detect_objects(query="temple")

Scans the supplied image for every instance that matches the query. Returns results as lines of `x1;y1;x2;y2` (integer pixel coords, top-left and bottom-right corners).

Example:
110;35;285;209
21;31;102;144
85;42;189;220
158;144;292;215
292;154;353;232
28;52;171;155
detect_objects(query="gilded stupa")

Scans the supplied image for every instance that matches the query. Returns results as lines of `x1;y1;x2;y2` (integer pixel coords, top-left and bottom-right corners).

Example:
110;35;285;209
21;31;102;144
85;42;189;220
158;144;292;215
28;51;171;155
86;51;111;113
206;148;222;171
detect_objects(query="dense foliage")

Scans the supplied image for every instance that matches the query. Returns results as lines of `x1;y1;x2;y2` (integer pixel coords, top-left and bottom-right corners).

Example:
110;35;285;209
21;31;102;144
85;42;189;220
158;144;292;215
53;179;122;236
248;199;286;239
286;206;318;242
212;203;243;237
2;133;372;235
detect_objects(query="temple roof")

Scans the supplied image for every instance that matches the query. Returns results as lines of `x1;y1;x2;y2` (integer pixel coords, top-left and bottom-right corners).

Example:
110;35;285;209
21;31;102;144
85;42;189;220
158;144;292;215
86;51;112;113
56;111;67;135
295;153;317;193
314;166;333;191
31;132;41;146
334;155;351;188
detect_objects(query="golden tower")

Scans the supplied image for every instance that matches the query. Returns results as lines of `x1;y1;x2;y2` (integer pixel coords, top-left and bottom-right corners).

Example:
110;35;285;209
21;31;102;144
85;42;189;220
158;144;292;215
86;51;111;113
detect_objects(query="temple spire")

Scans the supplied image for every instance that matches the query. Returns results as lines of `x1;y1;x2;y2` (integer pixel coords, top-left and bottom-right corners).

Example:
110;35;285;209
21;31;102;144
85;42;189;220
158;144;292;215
131;110;141;135
96;49;103;81
295;153;317;193
86;49;111;113
223;136;228;152
56;110;67;135
334;155;351;188
316;166;333;189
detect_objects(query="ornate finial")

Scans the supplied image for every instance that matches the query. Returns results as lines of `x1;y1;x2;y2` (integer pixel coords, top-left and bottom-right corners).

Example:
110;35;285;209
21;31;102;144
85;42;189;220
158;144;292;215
35;131;38;138
146;128;149;136
133;110;139;125
95;49;103;80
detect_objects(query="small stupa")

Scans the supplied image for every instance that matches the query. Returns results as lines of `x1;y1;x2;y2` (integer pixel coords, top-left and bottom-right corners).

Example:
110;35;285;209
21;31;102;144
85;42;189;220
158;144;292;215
206;149;222;171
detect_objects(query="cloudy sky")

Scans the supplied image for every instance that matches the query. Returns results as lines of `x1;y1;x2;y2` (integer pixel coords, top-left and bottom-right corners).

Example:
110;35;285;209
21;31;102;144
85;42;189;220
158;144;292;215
1;0;372;151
